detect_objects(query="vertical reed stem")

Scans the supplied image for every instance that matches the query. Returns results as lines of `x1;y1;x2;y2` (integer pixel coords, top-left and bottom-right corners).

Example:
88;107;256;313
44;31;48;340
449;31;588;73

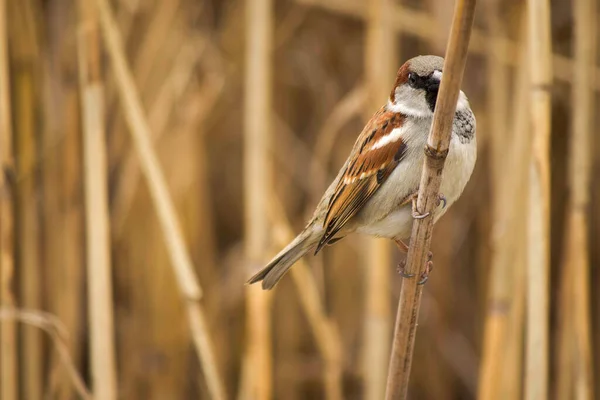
525;0;552;398
385;1;476;398
77;0;118;398
557;0;596;398
11;1;43;398
243;0;274;398
502;15;530;398
478;3;510;397
364;0;395;398
479;6;529;399
0;0;16;398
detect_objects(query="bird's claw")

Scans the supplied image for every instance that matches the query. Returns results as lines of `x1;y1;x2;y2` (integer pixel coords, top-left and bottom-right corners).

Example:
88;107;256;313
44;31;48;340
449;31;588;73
412;210;430;219
397;261;415;278
437;194;447;209
411;195;430;219
398;251;434;284
417;252;434;285
411;193;447;219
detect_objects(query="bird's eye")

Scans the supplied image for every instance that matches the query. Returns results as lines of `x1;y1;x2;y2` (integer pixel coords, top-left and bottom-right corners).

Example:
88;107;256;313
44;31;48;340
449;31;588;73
408;73;418;87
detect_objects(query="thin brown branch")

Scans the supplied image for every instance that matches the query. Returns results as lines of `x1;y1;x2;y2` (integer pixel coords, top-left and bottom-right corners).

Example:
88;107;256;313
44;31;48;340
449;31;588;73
93;0;226;398
385;1;477;398
525;0;552;398
295;0;600;91
77;1;117;398
0;0;16;398
0;308;92;400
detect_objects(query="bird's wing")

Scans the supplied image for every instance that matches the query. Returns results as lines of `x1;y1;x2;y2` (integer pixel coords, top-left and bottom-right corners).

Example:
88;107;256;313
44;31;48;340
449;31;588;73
316;107;409;252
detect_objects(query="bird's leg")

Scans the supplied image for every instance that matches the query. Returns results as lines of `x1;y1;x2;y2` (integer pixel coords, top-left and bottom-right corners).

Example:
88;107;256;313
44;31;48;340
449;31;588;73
417;251;434;285
394;239;409;253
411;193;447;219
395;239;414;277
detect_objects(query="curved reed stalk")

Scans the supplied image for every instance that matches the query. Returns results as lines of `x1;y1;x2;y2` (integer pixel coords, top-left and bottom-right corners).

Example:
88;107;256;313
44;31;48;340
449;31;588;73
0;308;92;400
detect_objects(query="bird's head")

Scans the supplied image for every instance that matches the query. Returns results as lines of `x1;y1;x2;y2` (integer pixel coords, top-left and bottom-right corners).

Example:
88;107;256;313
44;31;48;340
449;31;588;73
388;55;445;117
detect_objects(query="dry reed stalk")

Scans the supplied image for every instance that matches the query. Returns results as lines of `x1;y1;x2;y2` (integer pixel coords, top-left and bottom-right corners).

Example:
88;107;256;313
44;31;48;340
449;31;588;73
525;0;552;398
269;197;343;400
243;0;274;397
10;1;43;398
478;4;524;399
42;4;86;399
384;1;476;398
129;0;180;92
0;308;92;400
478;10;509;399
77;0;118;398
295;0;600;91
0;0;16;398
106;0;181;165
93;0;226;398
500;16;530;399
556;0;596;398
363;0;395;398
111;39;218;234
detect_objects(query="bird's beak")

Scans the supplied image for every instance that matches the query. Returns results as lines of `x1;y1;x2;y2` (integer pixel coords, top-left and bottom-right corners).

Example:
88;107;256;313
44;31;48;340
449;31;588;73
427;70;442;92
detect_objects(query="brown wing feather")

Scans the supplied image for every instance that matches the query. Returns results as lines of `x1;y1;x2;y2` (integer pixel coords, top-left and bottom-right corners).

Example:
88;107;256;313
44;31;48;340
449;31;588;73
316;108;408;252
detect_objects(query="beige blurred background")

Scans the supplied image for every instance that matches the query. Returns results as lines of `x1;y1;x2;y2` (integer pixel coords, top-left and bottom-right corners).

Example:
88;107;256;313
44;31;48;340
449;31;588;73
0;0;599;399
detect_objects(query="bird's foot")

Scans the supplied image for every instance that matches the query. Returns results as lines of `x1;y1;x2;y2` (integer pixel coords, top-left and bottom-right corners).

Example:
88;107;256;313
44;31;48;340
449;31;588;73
411;195;429;219
411;193;447;219
418;251;434;285
397;260;414;278
397;251;434;284
394;239;409;253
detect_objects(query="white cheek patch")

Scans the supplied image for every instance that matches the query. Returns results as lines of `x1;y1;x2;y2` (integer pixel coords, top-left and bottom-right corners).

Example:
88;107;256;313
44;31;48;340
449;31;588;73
432;70;443;81
387;99;431;118
372;126;406;149
457;90;470;111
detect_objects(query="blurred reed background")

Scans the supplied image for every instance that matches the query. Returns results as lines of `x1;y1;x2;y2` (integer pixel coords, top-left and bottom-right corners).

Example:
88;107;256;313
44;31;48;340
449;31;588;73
0;0;599;399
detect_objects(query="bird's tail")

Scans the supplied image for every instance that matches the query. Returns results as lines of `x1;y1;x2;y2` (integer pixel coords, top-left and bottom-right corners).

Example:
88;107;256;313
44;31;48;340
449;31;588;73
246;227;320;290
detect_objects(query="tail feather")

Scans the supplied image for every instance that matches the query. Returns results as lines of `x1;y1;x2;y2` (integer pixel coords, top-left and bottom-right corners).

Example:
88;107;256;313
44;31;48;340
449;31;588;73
246;229;319;290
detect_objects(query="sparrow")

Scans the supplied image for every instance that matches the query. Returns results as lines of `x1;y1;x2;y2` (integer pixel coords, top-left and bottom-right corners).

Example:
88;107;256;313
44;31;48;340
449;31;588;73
247;55;477;290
